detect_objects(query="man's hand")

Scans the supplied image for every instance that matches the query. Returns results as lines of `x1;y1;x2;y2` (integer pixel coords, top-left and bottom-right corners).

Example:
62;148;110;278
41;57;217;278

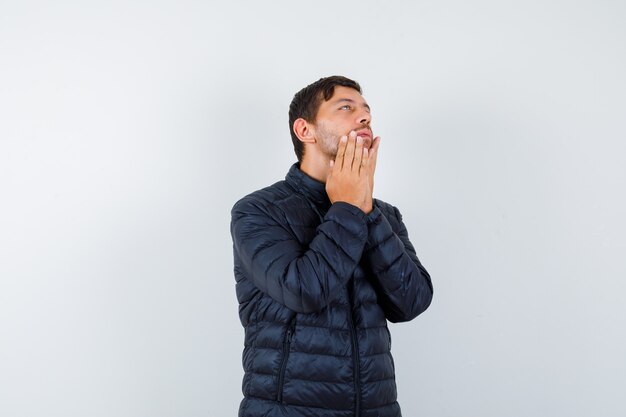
326;131;380;214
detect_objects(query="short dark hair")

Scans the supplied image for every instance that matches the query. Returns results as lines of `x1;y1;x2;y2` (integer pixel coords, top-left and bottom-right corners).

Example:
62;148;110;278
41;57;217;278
288;75;362;163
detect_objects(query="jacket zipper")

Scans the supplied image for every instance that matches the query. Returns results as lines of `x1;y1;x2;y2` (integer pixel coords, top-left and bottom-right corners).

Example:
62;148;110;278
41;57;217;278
347;281;361;416
277;317;296;403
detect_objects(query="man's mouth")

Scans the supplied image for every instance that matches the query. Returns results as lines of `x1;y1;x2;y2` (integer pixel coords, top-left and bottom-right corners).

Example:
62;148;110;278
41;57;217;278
356;129;372;139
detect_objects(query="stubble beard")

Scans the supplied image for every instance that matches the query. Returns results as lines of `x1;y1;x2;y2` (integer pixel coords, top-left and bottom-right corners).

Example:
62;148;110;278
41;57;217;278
314;121;341;159
314;121;373;160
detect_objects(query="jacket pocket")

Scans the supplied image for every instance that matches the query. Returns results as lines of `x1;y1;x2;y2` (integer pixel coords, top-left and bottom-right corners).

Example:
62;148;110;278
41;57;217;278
276;317;296;403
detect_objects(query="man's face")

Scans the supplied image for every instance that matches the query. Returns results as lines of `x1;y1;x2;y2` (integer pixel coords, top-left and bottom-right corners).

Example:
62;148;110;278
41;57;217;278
312;86;373;158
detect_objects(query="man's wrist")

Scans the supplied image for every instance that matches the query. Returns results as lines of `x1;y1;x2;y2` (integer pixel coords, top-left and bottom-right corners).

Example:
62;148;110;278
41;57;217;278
329;201;369;223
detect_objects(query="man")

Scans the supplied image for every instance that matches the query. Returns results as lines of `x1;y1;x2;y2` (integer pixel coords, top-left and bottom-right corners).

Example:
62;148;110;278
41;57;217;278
230;76;433;417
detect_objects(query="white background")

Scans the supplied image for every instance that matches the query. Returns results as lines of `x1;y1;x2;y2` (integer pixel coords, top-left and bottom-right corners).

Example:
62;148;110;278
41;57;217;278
1;1;625;416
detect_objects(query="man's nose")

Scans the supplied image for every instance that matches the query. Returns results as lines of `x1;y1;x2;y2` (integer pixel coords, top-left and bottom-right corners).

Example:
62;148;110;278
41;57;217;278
356;108;371;125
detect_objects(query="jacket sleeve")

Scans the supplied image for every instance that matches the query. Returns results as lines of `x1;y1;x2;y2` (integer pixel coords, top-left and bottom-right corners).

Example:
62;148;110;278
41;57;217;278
231;197;369;313
362;201;433;323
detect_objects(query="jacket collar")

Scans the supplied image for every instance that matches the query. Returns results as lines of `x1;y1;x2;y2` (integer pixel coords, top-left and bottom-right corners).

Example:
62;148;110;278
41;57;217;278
285;162;331;208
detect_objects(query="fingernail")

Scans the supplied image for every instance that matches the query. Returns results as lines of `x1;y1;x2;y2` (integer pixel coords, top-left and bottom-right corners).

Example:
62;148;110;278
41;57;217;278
341;136;347;142
357;136;362;143
350;130;356;137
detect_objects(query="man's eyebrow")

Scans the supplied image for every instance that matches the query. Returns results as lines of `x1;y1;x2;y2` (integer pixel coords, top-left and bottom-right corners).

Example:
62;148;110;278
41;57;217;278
332;98;371;110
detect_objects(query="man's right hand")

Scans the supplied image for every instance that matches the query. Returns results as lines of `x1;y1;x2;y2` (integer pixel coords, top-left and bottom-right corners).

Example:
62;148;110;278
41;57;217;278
326;130;373;214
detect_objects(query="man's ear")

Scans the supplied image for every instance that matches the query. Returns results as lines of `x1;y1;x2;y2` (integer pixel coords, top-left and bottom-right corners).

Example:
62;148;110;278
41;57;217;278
293;118;316;145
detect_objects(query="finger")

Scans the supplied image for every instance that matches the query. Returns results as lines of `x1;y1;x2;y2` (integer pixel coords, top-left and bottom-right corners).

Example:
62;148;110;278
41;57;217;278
343;131;357;170
370;136;381;155
352;135;364;172
361;147;369;175
368;136;381;175
336;135;348;170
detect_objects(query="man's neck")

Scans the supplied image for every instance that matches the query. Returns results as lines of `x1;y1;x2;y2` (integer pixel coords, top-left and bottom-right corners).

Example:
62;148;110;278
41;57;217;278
299;155;330;184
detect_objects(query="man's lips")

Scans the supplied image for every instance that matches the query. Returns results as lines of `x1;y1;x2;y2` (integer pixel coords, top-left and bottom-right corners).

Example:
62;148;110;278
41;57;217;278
356;129;372;139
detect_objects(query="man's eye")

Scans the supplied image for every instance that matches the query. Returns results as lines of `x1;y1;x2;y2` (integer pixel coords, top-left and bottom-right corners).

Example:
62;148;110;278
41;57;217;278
340;105;351;110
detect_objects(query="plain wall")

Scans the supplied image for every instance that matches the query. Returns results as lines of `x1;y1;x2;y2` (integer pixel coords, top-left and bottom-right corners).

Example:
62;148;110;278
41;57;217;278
1;1;625;416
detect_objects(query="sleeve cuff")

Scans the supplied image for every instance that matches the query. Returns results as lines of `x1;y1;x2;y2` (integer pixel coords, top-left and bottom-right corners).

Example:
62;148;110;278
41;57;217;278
365;206;383;224
326;201;366;221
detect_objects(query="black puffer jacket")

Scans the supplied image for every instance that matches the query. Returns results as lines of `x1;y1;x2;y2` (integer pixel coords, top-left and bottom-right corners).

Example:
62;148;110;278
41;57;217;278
231;163;433;417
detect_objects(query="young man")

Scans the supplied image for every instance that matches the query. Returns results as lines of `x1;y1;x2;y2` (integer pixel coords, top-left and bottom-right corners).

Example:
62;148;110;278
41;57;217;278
230;76;433;417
